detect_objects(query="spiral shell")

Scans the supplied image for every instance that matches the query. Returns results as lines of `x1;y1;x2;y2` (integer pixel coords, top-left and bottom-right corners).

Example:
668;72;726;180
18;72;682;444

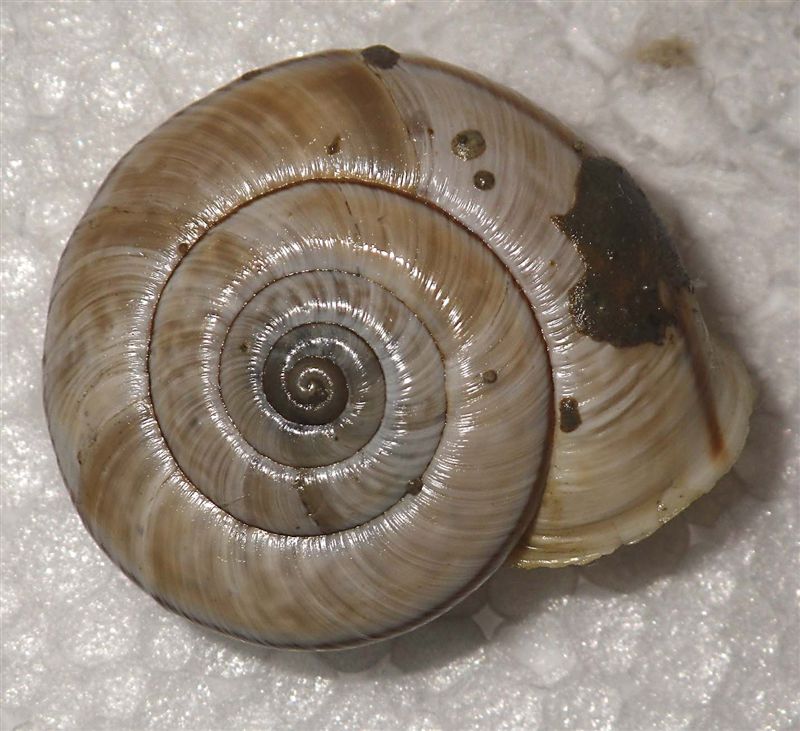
43;47;754;648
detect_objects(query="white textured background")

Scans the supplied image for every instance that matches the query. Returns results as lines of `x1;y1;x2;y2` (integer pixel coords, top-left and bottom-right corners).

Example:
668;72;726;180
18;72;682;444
2;2;799;729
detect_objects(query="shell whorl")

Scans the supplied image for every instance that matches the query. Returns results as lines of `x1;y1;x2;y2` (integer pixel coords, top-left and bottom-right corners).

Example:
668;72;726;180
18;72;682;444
45;49;556;648
44;47;754;647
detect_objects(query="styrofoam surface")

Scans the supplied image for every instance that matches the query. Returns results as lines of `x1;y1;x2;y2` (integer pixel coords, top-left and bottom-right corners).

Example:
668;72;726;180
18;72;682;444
1;2;798;729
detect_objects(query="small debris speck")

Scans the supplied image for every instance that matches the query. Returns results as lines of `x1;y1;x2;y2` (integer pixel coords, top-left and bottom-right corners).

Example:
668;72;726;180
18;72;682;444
559;396;582;433
361;45;400;69
473;170;495;190
326;135;342;155
482;369;498;384
239;68;265;82
451;129;486;160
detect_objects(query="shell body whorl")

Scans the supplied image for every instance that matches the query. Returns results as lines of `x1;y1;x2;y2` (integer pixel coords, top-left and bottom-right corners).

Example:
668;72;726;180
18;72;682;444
44;48;754;648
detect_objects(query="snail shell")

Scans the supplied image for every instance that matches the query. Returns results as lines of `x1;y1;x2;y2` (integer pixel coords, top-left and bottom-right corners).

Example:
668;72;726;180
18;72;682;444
43;47;754;648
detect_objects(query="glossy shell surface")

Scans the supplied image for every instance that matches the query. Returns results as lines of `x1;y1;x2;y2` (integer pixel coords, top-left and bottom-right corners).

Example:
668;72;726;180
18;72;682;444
43;47;754;648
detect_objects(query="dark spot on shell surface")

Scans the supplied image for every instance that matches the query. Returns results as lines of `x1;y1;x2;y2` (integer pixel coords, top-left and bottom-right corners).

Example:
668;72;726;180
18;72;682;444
451;129;486;160
361;45;400;69
408;111;434;142
559;397;582;433
326;135;342;155
482;369;497;384
552;156;690;348
177;243;189;255
473;170;495;191
407;478;423;495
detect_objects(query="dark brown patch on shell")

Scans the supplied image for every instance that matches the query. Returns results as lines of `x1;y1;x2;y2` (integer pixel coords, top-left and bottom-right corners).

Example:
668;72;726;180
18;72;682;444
451;129;486;160
553;156;690;348
361;45;400;69
559;397;582;433
482;369;498;384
